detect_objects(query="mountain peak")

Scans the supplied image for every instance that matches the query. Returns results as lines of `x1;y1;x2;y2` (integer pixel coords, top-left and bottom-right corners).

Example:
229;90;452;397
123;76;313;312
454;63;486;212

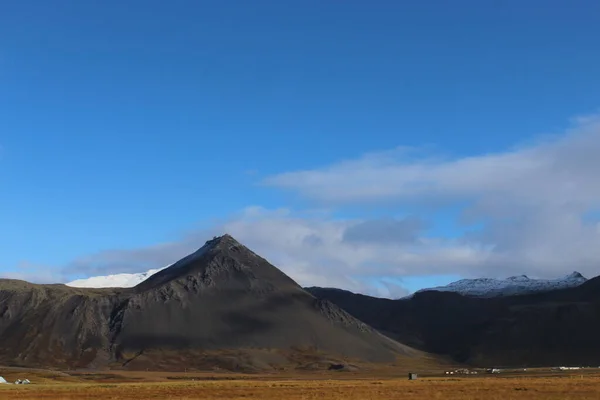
207;233;235;243
134;233;298;294
66;234;250;290
507;274;530;281
567;271;585;279
205;233;244;250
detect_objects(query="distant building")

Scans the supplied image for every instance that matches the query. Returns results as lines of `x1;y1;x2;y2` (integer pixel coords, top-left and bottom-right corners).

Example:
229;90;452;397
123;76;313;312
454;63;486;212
408;373;418;380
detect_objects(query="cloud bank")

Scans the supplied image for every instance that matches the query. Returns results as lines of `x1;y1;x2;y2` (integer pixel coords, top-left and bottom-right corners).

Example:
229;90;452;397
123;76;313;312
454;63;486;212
261;114;600;280
4;113;600;297
264;115;600;211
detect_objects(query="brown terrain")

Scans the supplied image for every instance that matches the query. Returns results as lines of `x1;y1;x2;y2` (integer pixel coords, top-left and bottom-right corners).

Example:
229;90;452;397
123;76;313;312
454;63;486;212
2;366;600;399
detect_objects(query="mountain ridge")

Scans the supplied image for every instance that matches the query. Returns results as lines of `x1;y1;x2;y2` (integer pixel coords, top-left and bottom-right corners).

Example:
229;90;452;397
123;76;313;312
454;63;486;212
306;275;600;367
409;271;587;298
67;257;589;300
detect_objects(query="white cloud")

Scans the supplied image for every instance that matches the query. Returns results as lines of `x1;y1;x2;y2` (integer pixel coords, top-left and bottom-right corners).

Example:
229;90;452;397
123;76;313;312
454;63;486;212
263;114;600;212
342;217;426;244
7;114;600;295
54;207;484;296
260;113;600;279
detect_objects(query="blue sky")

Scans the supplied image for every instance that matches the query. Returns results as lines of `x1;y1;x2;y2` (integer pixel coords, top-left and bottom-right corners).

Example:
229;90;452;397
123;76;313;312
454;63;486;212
2;1;600;296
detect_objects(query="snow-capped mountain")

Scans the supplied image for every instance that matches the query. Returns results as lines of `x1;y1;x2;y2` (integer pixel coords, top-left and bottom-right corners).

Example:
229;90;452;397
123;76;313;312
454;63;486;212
413;271;587;298
66;266;168;288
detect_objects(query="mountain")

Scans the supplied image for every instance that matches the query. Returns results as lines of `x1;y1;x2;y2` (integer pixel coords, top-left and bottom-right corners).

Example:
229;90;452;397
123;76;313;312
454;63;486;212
67;265;587;299
411;272;587;298
307;277;600;367
0;235;424;371
57;241;600;368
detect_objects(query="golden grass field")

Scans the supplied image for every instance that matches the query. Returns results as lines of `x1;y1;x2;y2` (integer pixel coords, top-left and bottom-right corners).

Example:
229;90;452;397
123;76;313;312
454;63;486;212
2;368;600;399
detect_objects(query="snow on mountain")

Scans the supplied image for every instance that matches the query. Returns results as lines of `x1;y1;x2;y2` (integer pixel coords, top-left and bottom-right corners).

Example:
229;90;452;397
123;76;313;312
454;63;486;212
413;271;587;298
66;266;168;288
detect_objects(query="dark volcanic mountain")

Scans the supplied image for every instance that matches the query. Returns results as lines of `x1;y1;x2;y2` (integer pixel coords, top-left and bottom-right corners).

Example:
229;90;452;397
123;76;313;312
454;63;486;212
0;235;422;371
307;279;600;367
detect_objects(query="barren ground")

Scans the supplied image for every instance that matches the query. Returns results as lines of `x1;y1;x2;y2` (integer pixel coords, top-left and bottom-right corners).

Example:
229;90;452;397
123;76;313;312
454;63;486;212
1;367;600;399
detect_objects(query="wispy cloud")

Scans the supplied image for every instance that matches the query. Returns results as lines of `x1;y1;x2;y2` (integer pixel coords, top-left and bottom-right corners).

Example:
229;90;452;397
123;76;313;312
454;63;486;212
258;114;600;279
263;115;600;211
46;207;484;296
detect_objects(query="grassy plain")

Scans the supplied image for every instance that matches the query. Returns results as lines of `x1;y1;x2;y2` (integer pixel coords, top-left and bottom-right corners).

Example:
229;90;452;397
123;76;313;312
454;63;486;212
1;368;600;399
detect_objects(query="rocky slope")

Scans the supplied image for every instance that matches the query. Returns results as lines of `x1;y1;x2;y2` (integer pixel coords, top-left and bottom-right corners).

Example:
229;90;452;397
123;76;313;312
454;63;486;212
0;235;421;370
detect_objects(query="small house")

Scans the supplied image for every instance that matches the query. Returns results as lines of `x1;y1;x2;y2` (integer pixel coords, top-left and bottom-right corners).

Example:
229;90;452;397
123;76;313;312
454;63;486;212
408;373;418;380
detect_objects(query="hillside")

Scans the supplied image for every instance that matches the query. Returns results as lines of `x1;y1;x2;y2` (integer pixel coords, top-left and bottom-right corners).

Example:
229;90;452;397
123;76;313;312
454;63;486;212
0;235;424;371
307;277;600;367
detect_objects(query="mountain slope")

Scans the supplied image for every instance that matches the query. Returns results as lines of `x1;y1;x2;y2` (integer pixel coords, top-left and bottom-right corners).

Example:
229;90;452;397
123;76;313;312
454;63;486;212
0;282;128;368
307;277;600;367
114;235;415;364
0;235;423;371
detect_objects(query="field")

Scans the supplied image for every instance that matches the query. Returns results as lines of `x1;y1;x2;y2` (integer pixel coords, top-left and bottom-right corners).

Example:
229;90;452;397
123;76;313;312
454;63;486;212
2;368;600;399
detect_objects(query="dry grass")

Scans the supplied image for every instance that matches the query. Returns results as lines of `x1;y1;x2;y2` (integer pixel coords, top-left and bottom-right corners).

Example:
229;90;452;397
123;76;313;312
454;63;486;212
1;373;600;399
